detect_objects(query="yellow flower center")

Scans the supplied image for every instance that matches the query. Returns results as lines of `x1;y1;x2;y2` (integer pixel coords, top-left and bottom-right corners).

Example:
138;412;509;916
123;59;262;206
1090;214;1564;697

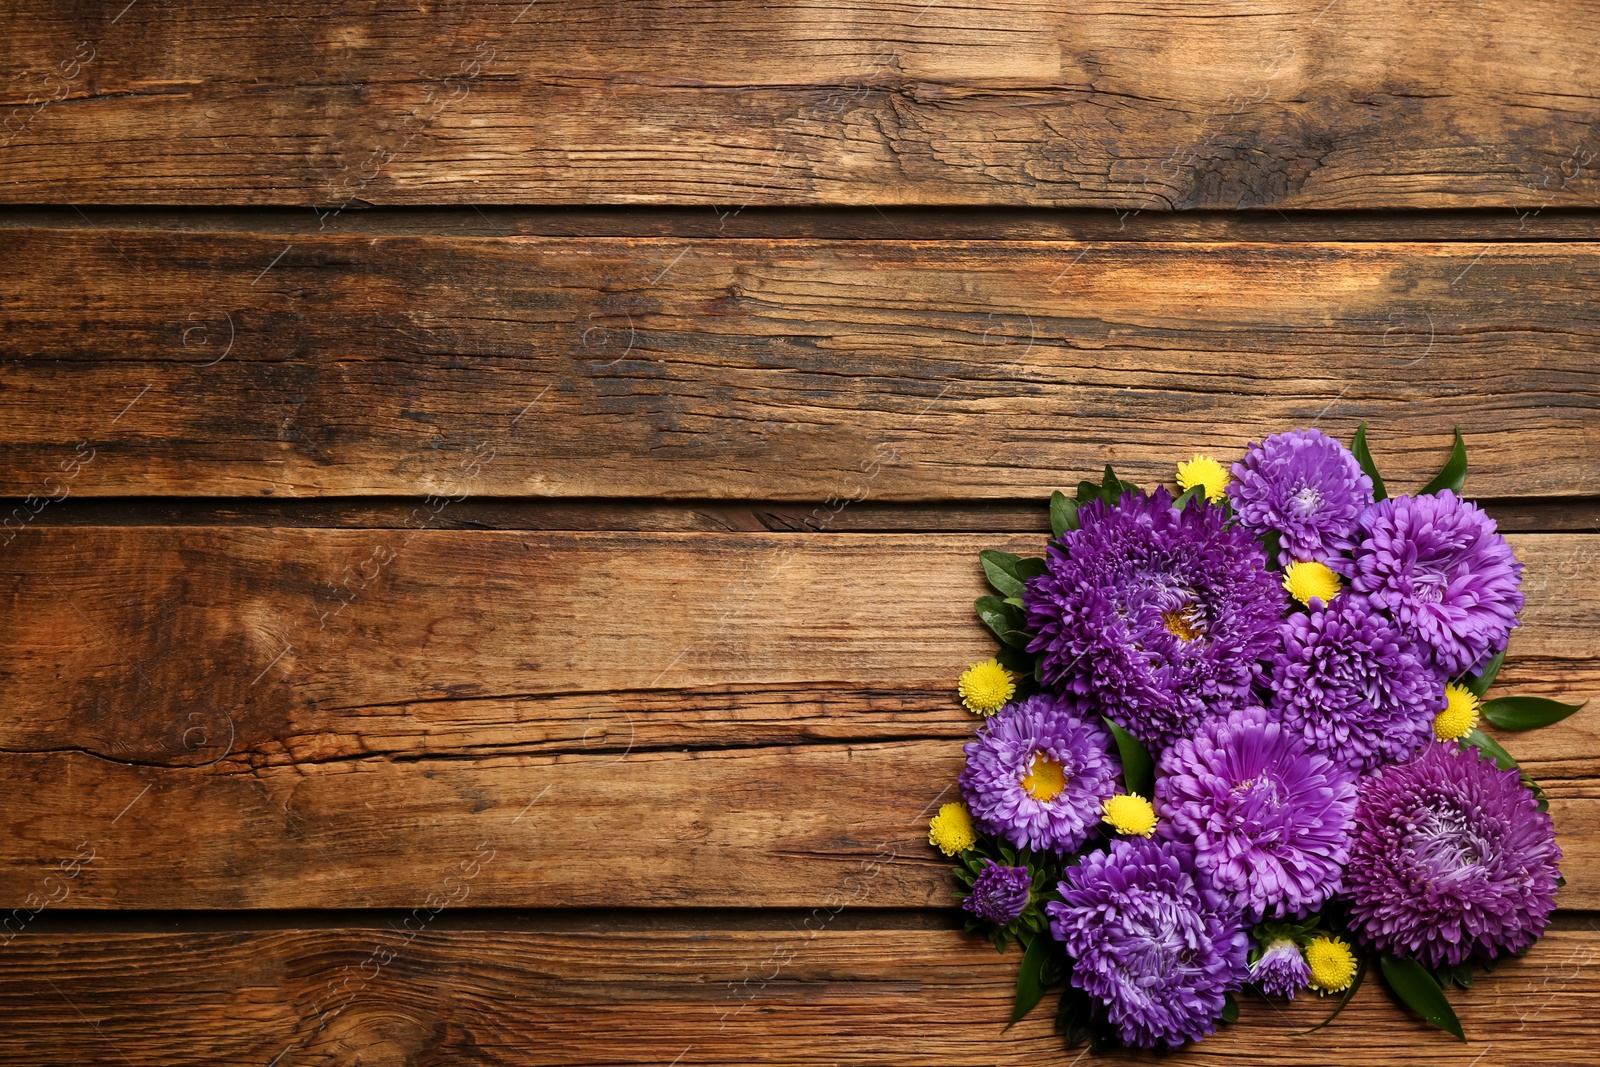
927;802;978;857
1163;607;1203;642
1433;683;1481;742
1305;935;1357;994
1021;753;1067;801
1176;454;1230;503
1102;793;1158;837
957;658;1017;717
1283;561;1342;606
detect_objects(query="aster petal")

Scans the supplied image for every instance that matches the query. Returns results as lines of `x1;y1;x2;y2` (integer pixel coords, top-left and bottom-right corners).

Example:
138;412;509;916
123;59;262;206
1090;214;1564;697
1345;742;1561;968
958;694;1119;854
1023;489;1286;748
1156;706;1359;923
1048;838;1248;1048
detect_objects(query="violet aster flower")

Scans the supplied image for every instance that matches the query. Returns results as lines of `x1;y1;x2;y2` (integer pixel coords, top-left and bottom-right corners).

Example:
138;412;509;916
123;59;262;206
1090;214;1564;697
1024;489;1286;748
959;694;1119;854
1271;597;1446;772
1228;428;1373;565
962;860;1032;925
1345;742;1561;968
1336;490;1523;676
1249;938;1310;999
1156;706;1358;923
1048;838;1248;1049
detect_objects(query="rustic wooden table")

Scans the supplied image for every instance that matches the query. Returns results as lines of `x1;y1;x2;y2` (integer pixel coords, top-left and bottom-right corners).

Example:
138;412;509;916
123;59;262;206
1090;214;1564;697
2;2;1597;1064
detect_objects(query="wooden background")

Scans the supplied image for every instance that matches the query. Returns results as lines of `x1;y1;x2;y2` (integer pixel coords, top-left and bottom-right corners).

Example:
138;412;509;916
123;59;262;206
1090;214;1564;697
2;1;1598;1063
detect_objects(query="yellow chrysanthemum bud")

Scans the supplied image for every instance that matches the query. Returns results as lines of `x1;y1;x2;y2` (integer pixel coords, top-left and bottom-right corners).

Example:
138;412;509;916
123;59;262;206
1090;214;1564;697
1433;683;1481;742
1283;561;1342;606
957;658;1016;717
1176;454;1230;504
1102;793;1158;837
1305;934;1357;994
928;802;978;856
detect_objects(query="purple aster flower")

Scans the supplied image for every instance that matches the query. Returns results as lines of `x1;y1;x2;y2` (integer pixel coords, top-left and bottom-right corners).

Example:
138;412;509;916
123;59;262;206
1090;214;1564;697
959;694;1118;854
1271;597;1446;772
1250;938;1310;999
1156;706;1358;923
1345;742;1561;968
1335;490;1523;676
1048;838;1248;1049
1024;489;1286;748
1228;428;1374;565
962;861;1032;925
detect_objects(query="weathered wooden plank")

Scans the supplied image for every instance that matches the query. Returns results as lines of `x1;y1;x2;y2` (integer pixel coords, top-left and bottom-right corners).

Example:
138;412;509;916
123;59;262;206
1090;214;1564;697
3;1;1598;209
0;528;1594;908
1;924;1596;1065
3;232;1598;499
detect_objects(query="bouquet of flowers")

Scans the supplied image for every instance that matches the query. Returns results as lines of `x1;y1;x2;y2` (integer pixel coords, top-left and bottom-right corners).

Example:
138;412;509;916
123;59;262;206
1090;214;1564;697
927;426;1582;1050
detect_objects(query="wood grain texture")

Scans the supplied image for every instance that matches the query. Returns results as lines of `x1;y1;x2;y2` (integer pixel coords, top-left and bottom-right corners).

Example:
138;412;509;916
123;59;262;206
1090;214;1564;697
0;528;1595;908
2;924;1598;1065
4;230;1599;499
3;1;1599;208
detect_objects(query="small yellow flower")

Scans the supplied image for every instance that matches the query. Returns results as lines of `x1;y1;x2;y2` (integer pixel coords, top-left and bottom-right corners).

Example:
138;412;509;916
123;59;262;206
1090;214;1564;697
1102;793;1158;837
1283;561;1342;606
1433;683;1481;742
957;658;1016;717
928;801;978;856
1305;934;1357;994
1176;454;1230;504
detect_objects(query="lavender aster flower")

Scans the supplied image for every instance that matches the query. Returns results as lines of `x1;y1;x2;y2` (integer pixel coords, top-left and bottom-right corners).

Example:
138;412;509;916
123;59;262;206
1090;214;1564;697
1048;838;1247;1049
1346;742;1561;968
1228;428;1374;565
959;694;1119;854
962;861;1032;925
1157;706;1358;923
1271;597;1446;772
1250;938;1310;999
1024;489;1286;748
1336;490;1523;676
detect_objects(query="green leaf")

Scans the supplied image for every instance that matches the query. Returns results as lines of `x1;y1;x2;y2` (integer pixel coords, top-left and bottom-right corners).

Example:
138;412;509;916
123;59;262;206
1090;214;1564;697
1351;421;1388;502
1050;491;1079;538
1259;529;1284;571
1100;464;1123;506
1297;954;1368;1035
1103;717;1154;797
1055;981;1098;1048
995;646;1035;677
980;549;1027;599
1463;647;1507;697
1418;428;1467;497
1432;962;1474;990
1463;728;1518;771
1076;480;1101;507
1220;992;1239;1024
1007;934;1052;1029
1380;954;1465;1041
1481;696;1587;732
1172;485;1203;511
975;596;1032;648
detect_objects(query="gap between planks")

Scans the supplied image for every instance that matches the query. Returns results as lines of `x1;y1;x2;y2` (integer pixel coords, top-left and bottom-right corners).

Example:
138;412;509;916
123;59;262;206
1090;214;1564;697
4;206;1600;242
7;496;1600;534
